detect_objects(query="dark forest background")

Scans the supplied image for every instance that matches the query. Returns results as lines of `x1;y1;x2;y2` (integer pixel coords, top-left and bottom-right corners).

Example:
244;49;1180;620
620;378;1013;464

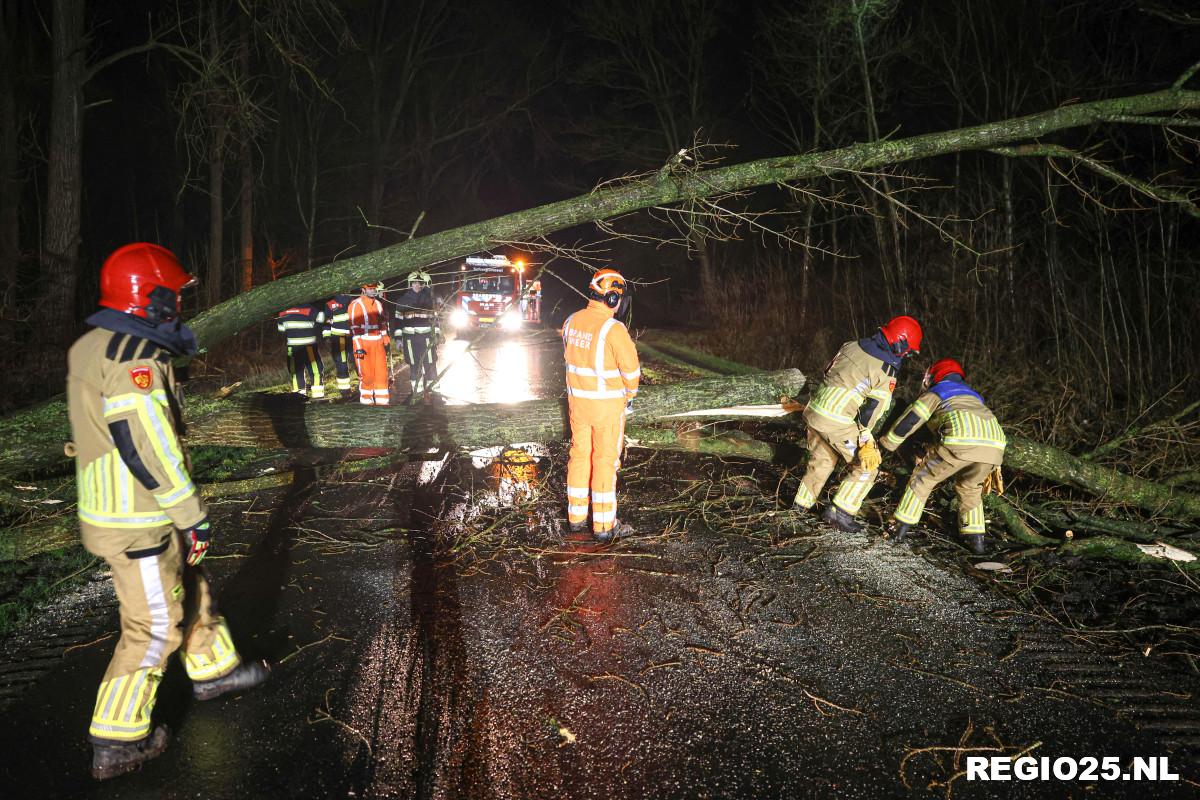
1;0;1197;445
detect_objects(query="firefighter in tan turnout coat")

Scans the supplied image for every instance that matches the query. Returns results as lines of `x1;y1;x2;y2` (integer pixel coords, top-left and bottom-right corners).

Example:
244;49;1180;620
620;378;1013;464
881;357;1006;554
67;243;268;781
793;316;922;531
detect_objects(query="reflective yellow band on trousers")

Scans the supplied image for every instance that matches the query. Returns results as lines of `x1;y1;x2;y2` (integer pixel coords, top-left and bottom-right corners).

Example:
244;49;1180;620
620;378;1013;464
90;667;161;742
183;619;240;681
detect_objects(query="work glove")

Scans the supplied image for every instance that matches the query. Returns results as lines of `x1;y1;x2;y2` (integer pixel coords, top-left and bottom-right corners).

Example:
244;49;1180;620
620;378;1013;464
855;435;882;472
182;519;212;566
625;399;634;417
982;466;1005;496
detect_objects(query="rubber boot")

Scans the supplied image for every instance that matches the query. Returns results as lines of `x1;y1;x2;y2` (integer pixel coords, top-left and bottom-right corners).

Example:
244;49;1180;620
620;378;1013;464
568;519;587;534
91;725;170;781
887;521;911;543
962;533;986;555
822;504;863;533
193;659;271;702
594;519;634;544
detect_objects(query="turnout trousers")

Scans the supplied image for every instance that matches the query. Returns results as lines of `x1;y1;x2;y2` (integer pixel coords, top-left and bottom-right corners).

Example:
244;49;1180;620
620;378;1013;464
402;333;438;395
87;527;240;744
566;398;626;535
327;335;354;392
353;336;390;406
893;446;996;536
286;344;325;398
793;425;879;515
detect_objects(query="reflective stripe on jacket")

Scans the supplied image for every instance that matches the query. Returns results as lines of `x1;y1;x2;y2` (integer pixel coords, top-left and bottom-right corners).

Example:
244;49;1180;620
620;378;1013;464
276;305;326;346
394;288;440;336
67;327;207;549
805;340;897;431
348;296;388;340
882;381;1006;463
323;295;353;337
562;300;640;403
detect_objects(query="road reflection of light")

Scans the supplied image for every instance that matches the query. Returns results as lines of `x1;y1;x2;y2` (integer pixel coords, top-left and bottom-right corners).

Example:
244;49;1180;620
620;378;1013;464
438;334;538;405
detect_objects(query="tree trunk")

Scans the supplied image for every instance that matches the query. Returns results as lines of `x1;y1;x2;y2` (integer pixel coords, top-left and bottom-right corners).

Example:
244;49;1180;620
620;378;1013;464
239;137;253;293
0;0;20;309
207;122;227;307
237;22;252;294
1003;436;1200;521
183;86;1200;350
181;370;805;450
39;0;85;350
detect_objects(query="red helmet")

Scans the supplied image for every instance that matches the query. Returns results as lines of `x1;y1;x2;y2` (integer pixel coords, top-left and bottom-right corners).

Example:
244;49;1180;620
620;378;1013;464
880;315;922;356
923;357;965;390
99;243;196;322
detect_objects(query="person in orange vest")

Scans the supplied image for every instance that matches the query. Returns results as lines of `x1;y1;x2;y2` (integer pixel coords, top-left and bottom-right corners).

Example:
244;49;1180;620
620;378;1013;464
562;268;640;542
348;282;391;406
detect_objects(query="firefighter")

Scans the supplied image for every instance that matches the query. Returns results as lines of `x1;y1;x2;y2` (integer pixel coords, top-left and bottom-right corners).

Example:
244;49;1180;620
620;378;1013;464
792;315;922;532
562;268;640;542
880;358;1007;554
393;270;440;403
323;292;357;398
275;302;327;399
349;282;391;405
67;243;269;780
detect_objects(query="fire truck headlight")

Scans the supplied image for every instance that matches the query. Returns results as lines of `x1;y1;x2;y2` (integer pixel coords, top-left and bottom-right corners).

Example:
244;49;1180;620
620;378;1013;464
450;309;470;329
500;310;523;331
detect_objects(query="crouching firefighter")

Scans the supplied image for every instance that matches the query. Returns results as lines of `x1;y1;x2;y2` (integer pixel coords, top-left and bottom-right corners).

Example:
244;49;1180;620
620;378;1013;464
323;292;357;398
394;270;440;403
276;301;327;399
792;315;922;532
562;268;640;542
67;243;269;781
881;358;1006;555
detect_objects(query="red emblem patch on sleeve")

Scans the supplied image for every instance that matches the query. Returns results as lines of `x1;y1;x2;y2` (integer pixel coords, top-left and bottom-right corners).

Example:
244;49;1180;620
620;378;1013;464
129;366;153;390
888;379;897;392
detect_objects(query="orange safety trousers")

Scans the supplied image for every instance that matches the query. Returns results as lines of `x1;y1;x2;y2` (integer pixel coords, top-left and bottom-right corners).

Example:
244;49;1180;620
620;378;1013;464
353;336;390;405
566;397;626;534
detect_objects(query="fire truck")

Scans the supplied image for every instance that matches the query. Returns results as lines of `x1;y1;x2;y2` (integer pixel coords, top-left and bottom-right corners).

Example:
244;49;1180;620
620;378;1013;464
445;255;542;335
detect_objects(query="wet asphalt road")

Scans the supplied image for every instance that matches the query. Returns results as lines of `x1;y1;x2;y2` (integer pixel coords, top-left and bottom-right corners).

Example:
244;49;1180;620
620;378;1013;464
1;329;1198;799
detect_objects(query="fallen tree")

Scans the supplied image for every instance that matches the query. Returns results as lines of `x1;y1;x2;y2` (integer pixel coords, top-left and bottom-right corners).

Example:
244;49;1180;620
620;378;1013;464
179;369;805;451
0;83;1197;462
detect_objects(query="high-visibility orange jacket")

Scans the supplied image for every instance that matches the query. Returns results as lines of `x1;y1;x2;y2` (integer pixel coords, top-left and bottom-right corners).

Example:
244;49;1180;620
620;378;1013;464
562;300;640;404
348;295;388;341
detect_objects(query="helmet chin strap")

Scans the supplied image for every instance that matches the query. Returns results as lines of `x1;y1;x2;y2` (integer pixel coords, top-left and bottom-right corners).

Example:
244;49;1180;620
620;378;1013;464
144;286;180;324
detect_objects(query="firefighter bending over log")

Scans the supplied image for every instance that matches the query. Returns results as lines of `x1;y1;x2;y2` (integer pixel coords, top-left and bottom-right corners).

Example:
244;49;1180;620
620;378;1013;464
67;243;269;780
792;316;922;532
562;268;640;542
393;270;441;404
880;358;1007;554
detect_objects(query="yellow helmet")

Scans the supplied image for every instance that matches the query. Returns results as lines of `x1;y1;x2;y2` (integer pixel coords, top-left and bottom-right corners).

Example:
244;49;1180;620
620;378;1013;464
588;268;627;305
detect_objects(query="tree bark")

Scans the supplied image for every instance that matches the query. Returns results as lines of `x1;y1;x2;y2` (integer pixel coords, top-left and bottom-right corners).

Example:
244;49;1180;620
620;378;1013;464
207;121;227;307
39;0;85;350
183;86;1200;350
239;137;253;293
0;0;20;309
180;369;806;450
